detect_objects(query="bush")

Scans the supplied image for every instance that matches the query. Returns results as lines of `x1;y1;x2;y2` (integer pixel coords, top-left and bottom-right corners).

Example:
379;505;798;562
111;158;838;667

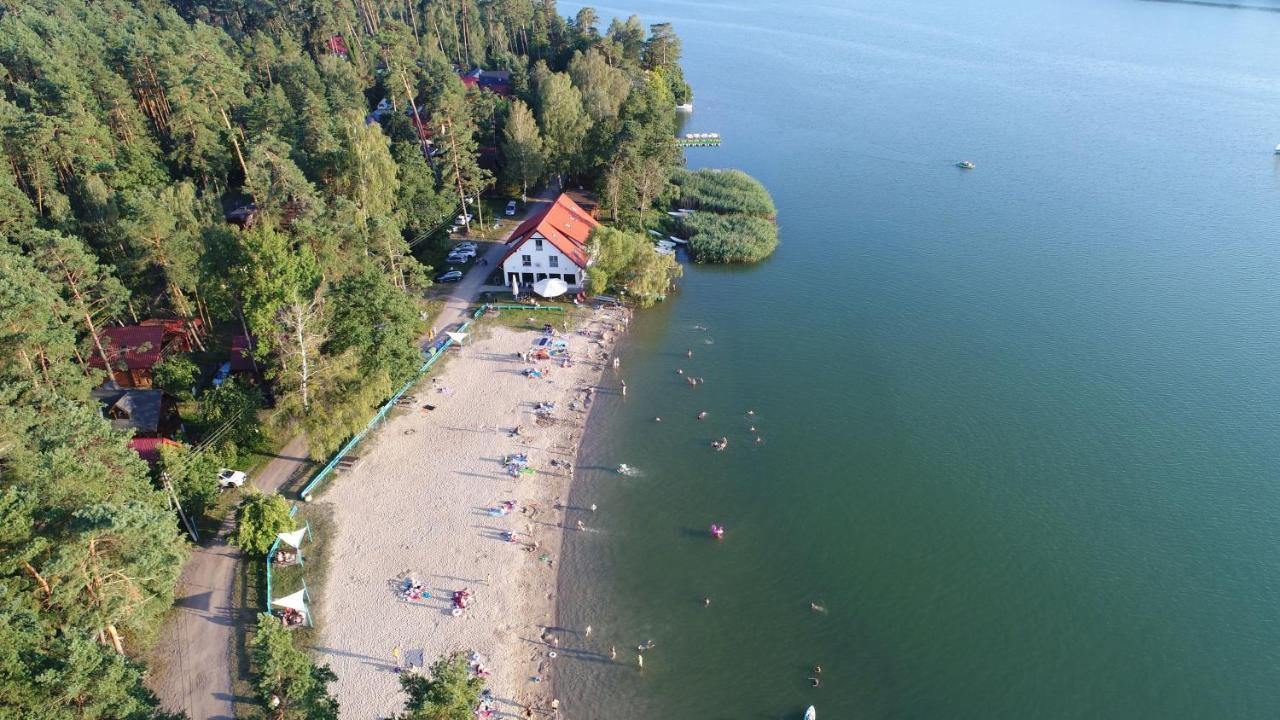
586;226;683;306
198;378;266;464
398;651;484;720
681;212;779;264
673;169;776;218
157;443;222;520
151;355;198;400
251;614;339;720
235;492;293;556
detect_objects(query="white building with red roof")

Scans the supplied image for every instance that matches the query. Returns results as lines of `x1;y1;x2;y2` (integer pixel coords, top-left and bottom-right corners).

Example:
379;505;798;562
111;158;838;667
500;193;598;291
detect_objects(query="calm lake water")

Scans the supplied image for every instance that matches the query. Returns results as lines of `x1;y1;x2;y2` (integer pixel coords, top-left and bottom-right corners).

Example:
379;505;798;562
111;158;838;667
554;1;1280;717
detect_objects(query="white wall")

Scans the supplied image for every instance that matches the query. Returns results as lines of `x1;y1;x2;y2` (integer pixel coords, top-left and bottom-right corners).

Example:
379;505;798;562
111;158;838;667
502;231;586;288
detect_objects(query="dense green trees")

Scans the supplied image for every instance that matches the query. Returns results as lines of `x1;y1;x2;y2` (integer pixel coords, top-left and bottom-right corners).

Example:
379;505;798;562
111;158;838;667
500;100;545;199
0;1;702;715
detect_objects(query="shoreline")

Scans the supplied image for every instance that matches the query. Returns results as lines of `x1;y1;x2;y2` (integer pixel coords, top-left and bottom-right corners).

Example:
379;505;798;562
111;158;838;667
312;303;631;718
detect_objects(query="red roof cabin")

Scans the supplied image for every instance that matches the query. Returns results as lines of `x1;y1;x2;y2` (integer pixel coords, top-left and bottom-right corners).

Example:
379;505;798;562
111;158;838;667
460;68;511;96
90;325;168;388
500;193;598;292
230;335;258;373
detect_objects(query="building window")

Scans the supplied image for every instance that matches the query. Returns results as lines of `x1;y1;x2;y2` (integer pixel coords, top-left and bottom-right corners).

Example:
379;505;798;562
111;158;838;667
564;273;576;285
548;256;559;268
535;238;544;251
521;255;532;267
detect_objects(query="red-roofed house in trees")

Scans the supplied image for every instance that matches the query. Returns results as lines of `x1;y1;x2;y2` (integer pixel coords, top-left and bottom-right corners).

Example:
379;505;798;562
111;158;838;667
89;324;182;388
459;68;512;95
500;193;598;291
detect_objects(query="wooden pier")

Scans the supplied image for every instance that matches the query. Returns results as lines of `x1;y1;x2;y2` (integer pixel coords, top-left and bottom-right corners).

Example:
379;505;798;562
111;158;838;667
676;132;721;148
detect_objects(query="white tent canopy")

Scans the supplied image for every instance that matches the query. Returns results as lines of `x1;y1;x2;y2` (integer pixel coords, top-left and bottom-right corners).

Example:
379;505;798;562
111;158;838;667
272;588;309;616
533;278;569;298
276;528;306;549
446;331;468;344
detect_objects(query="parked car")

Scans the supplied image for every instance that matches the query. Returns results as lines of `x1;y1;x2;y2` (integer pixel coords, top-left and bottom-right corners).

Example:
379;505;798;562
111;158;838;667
218;468;247;489
505;200;518;216
454;241;478;251
212;361;232;387
445;254;470;265
451;245;477;257
435;269;464;283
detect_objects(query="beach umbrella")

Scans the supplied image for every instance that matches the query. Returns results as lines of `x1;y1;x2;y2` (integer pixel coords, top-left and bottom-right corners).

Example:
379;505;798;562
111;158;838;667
276;528;307;549
511;274;519;299
533;278;568;298
446;331;468;345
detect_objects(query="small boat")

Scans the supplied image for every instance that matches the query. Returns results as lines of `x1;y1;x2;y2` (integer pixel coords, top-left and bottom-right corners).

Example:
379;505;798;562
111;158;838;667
956;160;975;170
1274;144;1280;155
804;706;816;720
710;523;725;539
676;102;694;112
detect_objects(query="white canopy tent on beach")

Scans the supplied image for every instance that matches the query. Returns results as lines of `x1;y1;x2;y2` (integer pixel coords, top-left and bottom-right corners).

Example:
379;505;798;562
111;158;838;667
276;528;307;549
533;277;568;298
272;588;312;626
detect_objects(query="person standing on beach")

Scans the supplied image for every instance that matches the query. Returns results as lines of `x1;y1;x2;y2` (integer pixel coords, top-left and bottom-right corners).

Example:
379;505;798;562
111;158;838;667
585;625;592;637
610;646;617;660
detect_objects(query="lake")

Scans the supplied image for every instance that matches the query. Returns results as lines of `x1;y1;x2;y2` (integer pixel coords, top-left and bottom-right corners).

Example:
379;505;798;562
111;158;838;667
554;0;1280;717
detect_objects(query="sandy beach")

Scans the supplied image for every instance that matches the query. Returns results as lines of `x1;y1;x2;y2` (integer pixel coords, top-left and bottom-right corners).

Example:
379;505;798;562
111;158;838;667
313;304;629;719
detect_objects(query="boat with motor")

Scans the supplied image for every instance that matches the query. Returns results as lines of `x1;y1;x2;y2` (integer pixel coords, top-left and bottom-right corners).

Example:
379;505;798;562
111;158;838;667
804;707;816;720
956;160;975;169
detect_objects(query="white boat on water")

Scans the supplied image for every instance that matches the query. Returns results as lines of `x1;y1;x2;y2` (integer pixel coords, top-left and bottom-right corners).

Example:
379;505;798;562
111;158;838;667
676;102;694;112
804;707;816;720
1274;144;1280;155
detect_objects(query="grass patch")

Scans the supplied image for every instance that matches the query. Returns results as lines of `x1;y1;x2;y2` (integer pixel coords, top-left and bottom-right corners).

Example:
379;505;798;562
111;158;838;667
673;168;777;217
230;542;264;719
670;168;780;263
680;211;779;263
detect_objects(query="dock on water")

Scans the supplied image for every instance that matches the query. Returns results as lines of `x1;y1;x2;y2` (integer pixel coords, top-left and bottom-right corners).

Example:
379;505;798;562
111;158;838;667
676;132;721;148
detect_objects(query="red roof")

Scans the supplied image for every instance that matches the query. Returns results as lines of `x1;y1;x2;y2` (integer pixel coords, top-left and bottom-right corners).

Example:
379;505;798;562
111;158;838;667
230;335;256;372
129;438;181;466
500;194;598;269
90;325;168;370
